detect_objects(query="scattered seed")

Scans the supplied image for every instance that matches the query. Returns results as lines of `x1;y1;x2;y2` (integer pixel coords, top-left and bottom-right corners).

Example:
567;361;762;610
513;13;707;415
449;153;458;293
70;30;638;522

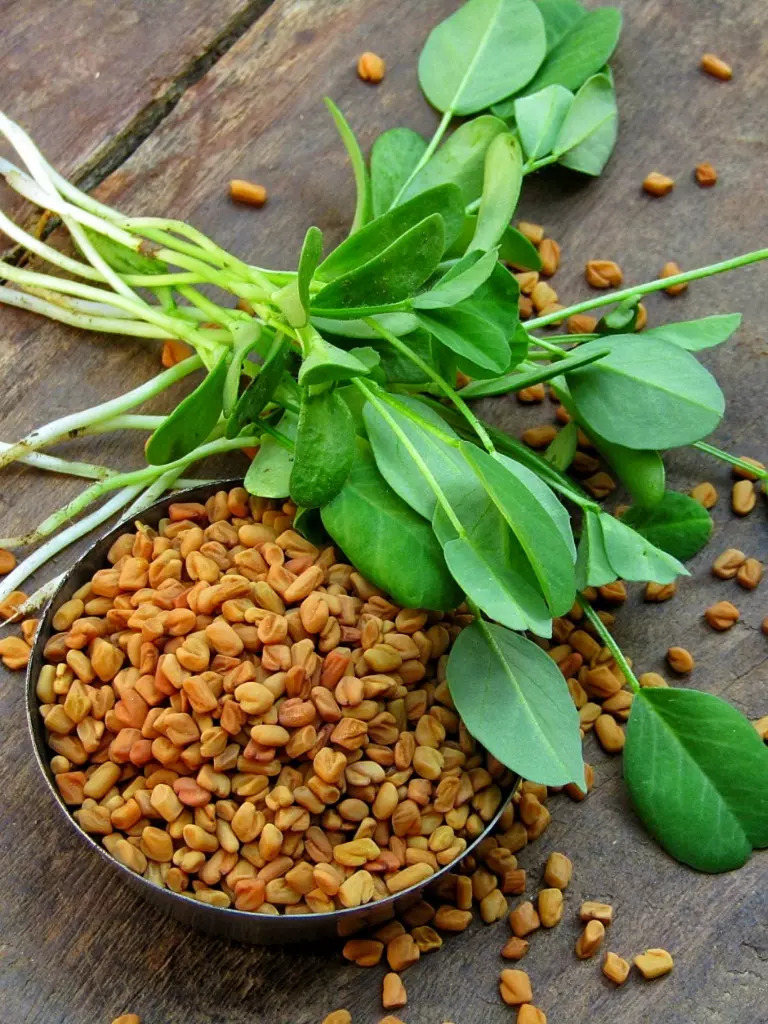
695;162;717;187
538;238;561;276
567;313;598;334
737;558;763;590
322;1013;352;1024
732;455;765;480
499;968;533;1005
343;939;384;967
481;888;509;924
518;221;544;245
543;851;572;890
639;671;668;688
584;260;623;288
229;180;268;206
636;302;648;329
602;951;631;985
642;172;675;197
501;936;530;960
357;51;386;83
0;548;17;574
517;383;546;403
522;425;558;449
704;600;740;631
531;281;558;312
595;714;625;754
666;646;694;673
634;947;674;979
751;716;768;740
660;261;687;295
517;1006;547;1024
564;762;594;801
580;901;614;925
0;635;31;670
509;900;541;938
690;482;718;508
515;271;539;294
712;547;746;579
732;479;757;515
700;53;732;80
644;581;677;602
575;919;605;959
434;906;473;932
382;973;407;1009
110;1016;141;1024
537;888;564;927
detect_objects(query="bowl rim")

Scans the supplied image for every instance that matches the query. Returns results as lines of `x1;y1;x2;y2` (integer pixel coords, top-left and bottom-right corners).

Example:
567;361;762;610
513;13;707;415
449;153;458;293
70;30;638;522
26;479;516;930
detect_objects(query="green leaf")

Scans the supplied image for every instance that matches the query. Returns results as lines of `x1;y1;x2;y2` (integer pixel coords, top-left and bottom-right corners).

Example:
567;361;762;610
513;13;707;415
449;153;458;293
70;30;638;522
416;307;510;373
371;128;428;217
565;336;725;449
325;98;371;233
642;314;742;351
145;350;228;465
624;688;768;871
447;619;583;785
514;84;574;161
404;116;508;204
535;0;585;50
458;342;605;399
227;336;289;438
597;295;641;335
471;134;523;251
418;0;546;115
574;509;616;590
274;226;324;328
289;388;356;507
555;72;618;176
621;491;713;560
463;445;576;615
459;262;521;340
317;184;464;282
544;419;578;471
293;505;328;546
498;225;543;269
222;322;264;418
82;229;167;276
413;249;500;310
599;511;686;584
244;413;297;499
321;440;462;610
589;433;666;507
366;329;455;385
525;8;622;93
299;331;373;386
314;312;420;340
312;214;445;313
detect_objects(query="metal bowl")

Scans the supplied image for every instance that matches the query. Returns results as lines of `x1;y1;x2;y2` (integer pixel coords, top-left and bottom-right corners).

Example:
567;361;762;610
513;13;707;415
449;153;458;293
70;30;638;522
26;480;516;944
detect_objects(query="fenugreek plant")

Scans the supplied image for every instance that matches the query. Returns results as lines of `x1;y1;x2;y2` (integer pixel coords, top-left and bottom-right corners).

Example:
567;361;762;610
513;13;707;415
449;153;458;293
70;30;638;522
1;0;767;871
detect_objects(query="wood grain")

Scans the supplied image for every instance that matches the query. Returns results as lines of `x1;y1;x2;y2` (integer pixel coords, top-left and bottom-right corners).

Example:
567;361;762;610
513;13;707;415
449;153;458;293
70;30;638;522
1;1;767;1022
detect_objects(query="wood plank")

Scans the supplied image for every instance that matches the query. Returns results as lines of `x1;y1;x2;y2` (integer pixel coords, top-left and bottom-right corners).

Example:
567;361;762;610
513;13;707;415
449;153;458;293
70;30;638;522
1;1;767;1022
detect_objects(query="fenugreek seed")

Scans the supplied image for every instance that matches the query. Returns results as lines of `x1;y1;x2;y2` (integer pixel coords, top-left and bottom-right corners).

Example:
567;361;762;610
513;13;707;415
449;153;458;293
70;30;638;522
515;271;539;294
644;581;677;602
342;938;384;967
595;714;625;754
660;261;686;295
642;172;675;197
732;479;756;515
411;925;442;953
531;281;558;312
634;948;674;979
690;481;718;508
0;635;31;670
499;968;533;1006
517;1005;547;1024
509;900;540;938
584;260;623;289
433;906;472;932
543;852;572;890
639;671;668;689
636;302;648;329
695;162;717;187
382;972;407;1009
732;455;765;480
111;1016;141;1024
537;888;564;928
229;179;267;206
0;547;16;574
704;600;740;631
538;238;561;276
712;548;746;579
751;715;768;740
666;646;694;674
580;901;614;925
603;951;631;985
737;558;763;590
322;1012;351;1024
501;936;530;960
567;313;598;335
701;53;732;80
517;221;544;245
516;382;546;403
575;919;605;959
357;51;386;83
386;862;434;894
386;933;420;972
480;888;509;924
522;425;558;449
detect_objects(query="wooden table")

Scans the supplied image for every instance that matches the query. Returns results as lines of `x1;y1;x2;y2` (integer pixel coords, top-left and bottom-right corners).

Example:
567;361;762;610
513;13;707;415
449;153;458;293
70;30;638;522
1;2;767;1021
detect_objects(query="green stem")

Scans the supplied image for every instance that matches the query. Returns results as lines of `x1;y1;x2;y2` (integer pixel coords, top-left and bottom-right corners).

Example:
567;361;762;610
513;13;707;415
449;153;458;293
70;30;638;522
523;153;559;175
365;318;495;454
693;441;768;482
577;595;640;695
528;334;568;357
352;378;465;534
527;247;768;329
389;109;453;209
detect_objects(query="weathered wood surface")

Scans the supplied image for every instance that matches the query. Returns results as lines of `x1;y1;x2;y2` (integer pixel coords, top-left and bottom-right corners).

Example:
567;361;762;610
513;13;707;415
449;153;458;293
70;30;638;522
1;1;767;1022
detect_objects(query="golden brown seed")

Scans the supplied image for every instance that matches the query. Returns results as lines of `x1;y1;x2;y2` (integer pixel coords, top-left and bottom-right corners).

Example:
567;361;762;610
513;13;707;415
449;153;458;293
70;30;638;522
704;600;740;631
480;888;509;924
732;455;765;480
543;852;572;890
386;862;434;894
644;581;677;602
509;900;540;938
737;558;763;590
634;948;674;979
411;925;442;953
0;635;31;670
517;1006;547;1024
666;646;694;674
531;281;558;312
660;261;686;295
636;303;648;329
600;951;630;986
538;238;561;276
537;888;564;928
382;973;407;1009
500;867;527;896
111;1016;141;1024
695;162;717;187
701;53;732;80
522;425;558;449
732;479;756;515
595;714;625;754
575;919;605;959
342;938;384;967
517;221;544;245
386;933;420;972
712;548;746;579
501;936;530;960
567;313;598;335
433;906;472;932
690;482;718;508
580;901;614;925
357;51;386;83
499;968;533;1005
642;172;675;197
229;180;267;206
584;260;623;288
751;715;768;740
0;548;16;574
322;1013;352;1024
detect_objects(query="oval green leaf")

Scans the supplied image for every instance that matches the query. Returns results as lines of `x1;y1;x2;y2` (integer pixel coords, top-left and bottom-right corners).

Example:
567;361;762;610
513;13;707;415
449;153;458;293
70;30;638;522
498;225;543;270
371;127;428;217
471;134;523;252
299;332;374;386
325;98;371;233
624;687;768;872
289;388;356;508
621;491;713;560
555;72;618;176
416;307;510;373
244;412;297;499
404;116;508;205
514;84;574;162
413;249;500;310
525;7;621;93
418;0;546;115
598;511;686;584
535;0;585;50
145;350;229;465
447;619;584;785
642;314;742;351
275;226;324;328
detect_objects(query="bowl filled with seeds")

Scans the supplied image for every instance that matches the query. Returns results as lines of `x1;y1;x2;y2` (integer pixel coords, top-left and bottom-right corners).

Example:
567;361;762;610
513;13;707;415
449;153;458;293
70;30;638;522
27;482;516;943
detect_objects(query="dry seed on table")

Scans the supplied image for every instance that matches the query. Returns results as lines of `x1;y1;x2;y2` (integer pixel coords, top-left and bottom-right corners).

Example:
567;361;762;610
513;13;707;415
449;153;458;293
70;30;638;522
518;1007;547;1024
701;53;732;79
0;547;17;574
580;901;614;925
644;581;676;602
660;261;687;295
584;259;623;288
357;51;386;82
634;948;674;979
111;1016;141;1024
567;313;598;334
704;600;740;631
537;888;564;927
538;238;561;276
35;488;515;918
516;382;546;403
712;548;746;579
501;936;530;960
602;951;631;985
517;221;544;245
509;900;541;937
732;455;764;480
323;1013;352;1024
343;939;384;967
575;919;605;959
595;714;625;754
382;973;407;1010
751;715;768;740
695;162;717;186
386;933;420;972
667;646;694;673
499;968;533;1006
228;179;267;206
690;482;718;508
732;479;757;515
543;852;572;889
642;172;675;197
